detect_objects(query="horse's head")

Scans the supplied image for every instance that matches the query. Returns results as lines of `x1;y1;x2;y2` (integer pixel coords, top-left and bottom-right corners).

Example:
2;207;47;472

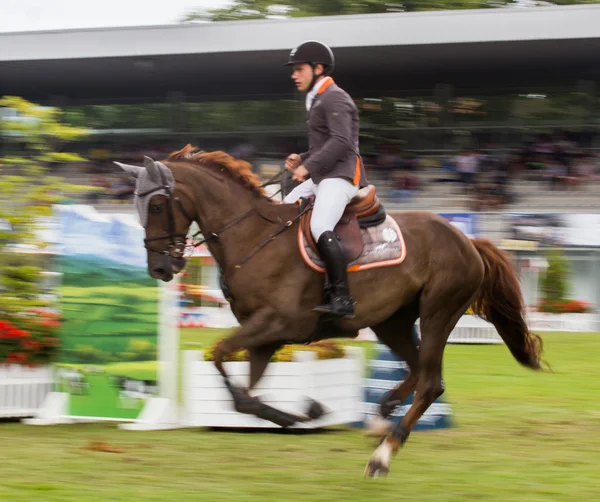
114;156;195;282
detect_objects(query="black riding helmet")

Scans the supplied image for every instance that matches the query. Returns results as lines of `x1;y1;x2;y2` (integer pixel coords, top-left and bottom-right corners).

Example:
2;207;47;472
284;41;335;91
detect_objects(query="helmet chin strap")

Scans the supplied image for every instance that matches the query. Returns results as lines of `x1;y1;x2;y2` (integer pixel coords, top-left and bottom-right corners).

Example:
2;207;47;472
307;64;324;93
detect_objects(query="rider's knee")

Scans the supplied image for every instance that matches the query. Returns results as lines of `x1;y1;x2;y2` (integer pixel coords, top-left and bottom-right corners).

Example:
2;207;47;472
310;220;330;242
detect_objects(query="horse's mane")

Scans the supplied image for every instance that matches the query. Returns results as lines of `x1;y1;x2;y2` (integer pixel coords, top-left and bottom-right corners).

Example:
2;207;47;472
167;144;267;197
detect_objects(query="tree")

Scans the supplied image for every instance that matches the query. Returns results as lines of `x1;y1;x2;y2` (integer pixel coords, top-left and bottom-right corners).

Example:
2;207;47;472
183;0;600;22
0;96;91;316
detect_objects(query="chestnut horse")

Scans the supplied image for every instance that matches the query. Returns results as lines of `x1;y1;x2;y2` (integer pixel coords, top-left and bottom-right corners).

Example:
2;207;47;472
116;145;543;477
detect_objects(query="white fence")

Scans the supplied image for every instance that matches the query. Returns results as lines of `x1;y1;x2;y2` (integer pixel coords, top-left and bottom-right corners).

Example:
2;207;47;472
182;347;363;428
7;312;598;423
358;317;504;345
361;312;599;345
445;313;598;344
0;365;53;418
441;313;597;344
528;312;598;332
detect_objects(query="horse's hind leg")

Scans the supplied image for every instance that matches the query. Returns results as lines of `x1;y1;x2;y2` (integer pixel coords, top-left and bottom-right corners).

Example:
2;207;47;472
365;309;420;438
364;283;477;477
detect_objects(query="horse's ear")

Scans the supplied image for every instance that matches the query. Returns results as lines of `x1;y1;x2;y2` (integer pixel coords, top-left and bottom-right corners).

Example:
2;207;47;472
113;161;143;178
143;156;161;184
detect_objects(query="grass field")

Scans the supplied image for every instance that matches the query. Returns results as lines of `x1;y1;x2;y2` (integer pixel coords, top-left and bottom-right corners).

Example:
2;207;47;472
2;332;599;501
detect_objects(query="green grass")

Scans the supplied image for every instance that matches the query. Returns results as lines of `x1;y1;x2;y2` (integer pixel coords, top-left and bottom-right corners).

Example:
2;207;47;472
2;332;599;501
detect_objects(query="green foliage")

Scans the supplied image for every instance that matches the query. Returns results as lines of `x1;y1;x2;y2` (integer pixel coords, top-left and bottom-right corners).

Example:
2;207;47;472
0;96;91;321
539;248;571;304
537;250;594;314
183;0;600;22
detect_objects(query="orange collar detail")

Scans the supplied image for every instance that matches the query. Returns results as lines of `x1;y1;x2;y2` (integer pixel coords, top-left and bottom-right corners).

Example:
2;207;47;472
317;77;334;95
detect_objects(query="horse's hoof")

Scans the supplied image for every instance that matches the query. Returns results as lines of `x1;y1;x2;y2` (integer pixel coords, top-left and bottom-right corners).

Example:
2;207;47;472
364;439;393;478
364;459;390;478
306;399;326;421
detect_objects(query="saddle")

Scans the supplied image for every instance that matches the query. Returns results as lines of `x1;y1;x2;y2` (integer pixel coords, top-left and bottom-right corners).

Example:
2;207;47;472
300;184;387;262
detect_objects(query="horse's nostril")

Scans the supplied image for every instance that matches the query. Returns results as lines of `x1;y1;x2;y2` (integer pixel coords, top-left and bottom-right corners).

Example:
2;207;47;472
154;268;166;276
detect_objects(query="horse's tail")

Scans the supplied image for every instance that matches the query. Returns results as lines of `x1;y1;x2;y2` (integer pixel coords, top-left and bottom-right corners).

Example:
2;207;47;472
470;238;544;370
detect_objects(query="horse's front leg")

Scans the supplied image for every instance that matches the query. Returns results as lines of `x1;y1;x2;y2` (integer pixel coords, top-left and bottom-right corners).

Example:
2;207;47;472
213;309;323;428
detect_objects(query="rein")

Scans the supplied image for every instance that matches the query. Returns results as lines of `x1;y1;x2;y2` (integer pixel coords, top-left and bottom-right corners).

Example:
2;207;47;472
138;165;290;259
140;164;305;272
187;169;311;273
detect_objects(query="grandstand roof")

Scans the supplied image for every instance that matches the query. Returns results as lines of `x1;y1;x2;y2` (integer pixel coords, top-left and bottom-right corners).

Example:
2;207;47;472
1;5;599;103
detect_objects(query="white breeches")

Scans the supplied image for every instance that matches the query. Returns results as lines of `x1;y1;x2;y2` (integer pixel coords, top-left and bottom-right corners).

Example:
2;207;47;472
283;178;359;241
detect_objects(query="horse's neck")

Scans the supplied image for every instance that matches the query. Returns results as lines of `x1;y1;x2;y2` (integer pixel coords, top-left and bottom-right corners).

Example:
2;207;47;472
194;182;290;271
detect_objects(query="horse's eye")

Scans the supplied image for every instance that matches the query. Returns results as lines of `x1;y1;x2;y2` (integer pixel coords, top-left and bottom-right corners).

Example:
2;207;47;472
149;203;163;214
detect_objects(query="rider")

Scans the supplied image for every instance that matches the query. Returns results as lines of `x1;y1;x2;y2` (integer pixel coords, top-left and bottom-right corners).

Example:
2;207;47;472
283;40;369;319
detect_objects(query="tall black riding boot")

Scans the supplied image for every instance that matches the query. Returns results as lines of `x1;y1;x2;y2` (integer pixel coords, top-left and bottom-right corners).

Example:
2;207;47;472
313;231;355;319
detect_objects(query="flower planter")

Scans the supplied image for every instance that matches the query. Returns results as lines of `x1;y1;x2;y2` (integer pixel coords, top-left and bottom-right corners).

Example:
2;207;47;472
183;347;364;428
0;364;53;418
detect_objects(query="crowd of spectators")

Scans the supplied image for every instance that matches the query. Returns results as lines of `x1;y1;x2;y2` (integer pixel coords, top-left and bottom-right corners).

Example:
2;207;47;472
70;133;598;210
364;133;598;211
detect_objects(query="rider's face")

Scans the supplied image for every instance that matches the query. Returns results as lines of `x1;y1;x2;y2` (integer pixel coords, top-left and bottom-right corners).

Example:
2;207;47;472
291;63;323;93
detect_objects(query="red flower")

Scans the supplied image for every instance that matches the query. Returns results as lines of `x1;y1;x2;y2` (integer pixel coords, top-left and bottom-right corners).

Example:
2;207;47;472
21;340;42;351
40;319;60;329
5;352;27;364
0;321;12;331
0;328;24;339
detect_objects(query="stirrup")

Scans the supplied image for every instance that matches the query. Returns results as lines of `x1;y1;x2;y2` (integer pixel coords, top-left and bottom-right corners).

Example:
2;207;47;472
313;296;356;319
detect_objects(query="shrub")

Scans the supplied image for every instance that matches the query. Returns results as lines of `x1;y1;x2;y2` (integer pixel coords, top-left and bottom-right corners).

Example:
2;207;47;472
537;248;592;313
540;248;571;305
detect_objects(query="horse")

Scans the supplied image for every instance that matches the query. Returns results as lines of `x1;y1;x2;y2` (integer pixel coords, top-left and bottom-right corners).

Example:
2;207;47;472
115;145;543;477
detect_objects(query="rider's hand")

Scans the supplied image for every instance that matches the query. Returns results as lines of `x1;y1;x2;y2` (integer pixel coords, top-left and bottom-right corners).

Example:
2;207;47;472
292;165;309;182
285;154;302;172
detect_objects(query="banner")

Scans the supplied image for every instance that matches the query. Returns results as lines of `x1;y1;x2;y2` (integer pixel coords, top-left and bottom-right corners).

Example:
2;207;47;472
439;212;478;238
504;213;600;248
56;205;159;420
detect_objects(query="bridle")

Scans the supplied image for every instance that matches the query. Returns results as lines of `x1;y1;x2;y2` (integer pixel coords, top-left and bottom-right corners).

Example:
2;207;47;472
138;167;310;270
135;166;194;259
